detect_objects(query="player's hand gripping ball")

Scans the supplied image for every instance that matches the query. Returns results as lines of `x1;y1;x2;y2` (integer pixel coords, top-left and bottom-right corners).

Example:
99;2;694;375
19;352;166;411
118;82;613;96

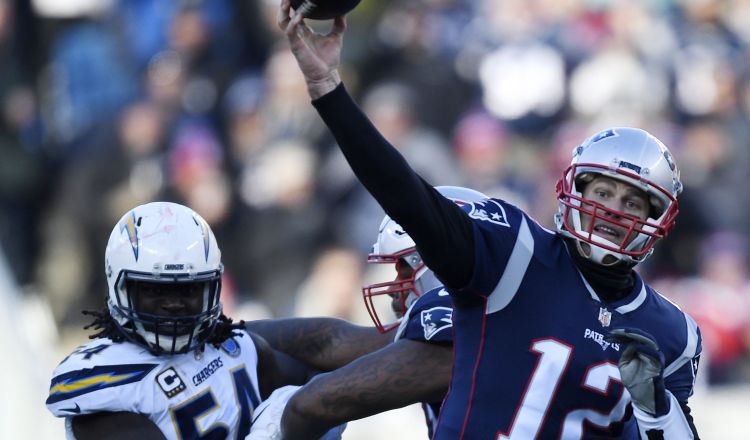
290;0;362;20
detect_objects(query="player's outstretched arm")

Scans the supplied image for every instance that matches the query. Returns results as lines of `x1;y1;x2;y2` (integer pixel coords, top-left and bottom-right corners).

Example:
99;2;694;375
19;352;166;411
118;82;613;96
278;1;476;288
280;339;452;440
246;318;391;371
251;332;321;399
71;412;167;440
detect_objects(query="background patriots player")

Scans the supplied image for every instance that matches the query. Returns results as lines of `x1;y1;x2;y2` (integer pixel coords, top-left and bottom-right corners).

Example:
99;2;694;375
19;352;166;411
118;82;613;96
46;202;316;440
247;186;487;439
278;4;702;440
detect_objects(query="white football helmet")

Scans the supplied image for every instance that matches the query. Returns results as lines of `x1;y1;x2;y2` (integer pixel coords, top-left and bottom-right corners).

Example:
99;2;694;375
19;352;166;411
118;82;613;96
105;202;223;354
555;127;682;265
363;186;488;333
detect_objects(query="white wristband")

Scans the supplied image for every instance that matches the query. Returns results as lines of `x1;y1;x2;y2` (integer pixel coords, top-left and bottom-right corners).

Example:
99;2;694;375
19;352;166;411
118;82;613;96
633;393;694;439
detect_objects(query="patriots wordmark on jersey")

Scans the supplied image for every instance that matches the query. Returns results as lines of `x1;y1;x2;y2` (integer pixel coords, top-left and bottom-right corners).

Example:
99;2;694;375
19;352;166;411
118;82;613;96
434;199;701;439
47;331;264;440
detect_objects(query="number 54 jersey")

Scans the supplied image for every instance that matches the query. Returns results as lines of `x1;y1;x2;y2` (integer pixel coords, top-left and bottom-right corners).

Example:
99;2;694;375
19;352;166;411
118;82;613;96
435;199;702;439
47;331;263;440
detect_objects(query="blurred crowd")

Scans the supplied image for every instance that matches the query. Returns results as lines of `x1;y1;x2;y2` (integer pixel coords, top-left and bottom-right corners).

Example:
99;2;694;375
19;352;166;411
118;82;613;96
1;0;750;386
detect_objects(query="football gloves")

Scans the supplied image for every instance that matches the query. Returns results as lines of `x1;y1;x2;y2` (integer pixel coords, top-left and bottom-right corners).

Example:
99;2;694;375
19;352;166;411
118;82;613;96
605;327;669;417
246;385;346;440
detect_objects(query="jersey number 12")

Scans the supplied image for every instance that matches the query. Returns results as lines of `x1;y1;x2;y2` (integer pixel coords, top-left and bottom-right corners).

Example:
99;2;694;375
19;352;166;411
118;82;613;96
497;339;628;439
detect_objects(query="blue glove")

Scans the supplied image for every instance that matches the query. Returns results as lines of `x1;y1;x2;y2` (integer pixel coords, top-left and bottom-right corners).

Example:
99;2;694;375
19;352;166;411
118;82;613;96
605;327;669;417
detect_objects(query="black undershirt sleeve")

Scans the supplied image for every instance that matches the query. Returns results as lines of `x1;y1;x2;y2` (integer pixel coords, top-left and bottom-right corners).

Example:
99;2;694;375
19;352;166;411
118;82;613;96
312;84;474;288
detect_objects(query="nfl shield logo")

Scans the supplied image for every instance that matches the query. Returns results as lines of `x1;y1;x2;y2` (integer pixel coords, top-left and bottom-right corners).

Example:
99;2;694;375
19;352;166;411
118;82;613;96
598;307;612;327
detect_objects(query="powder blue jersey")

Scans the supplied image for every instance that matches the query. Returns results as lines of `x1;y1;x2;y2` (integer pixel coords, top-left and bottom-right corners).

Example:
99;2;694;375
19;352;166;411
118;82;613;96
395;286;454;437
434;199;701;439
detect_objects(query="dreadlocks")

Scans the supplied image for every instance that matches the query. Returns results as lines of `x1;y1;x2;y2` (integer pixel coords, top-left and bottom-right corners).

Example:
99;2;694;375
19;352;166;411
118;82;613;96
82;308;126;342
207;314;247;346
82;308;247;348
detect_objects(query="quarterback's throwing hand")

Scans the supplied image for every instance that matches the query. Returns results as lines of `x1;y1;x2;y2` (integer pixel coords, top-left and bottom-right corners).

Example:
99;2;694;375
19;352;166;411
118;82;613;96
277;0;345;99
605;328;669;417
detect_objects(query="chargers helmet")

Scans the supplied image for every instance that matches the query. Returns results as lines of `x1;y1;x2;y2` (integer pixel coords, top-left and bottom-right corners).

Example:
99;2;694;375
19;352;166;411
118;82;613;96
363;186;488;333
555;127;682;265
105;202;223;355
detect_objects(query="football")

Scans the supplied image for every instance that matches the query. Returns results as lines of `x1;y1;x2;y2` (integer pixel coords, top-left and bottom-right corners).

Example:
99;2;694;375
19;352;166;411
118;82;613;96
290;0;362;20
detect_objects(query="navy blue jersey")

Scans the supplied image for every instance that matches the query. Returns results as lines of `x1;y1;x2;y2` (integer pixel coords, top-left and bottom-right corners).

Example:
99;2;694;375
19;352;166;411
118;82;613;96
433;199;701;439
398;287;454;345
312;84;702;439
395;287;454;437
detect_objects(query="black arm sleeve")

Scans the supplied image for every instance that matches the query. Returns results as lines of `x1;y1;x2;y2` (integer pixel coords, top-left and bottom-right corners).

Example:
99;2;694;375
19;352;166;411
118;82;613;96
312;84;475;288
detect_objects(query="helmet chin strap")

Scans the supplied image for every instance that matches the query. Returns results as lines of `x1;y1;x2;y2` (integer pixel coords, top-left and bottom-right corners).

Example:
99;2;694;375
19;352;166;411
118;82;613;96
575;240;627;267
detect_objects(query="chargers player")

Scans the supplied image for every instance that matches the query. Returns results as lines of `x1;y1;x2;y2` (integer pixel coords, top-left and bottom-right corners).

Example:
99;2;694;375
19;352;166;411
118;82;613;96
246;186;487;439
46;202;318;440
277;4;702;439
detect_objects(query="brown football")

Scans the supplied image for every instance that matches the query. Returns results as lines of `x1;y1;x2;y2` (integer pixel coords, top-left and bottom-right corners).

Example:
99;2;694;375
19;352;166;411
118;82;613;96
290;0;362;20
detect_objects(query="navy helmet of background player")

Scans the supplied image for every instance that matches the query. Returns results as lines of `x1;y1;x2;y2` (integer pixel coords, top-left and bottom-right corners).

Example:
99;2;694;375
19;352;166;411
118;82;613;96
247;186;488;440
363;185;489;333
278;5;701;440
47;202;316;440
555;127;682;267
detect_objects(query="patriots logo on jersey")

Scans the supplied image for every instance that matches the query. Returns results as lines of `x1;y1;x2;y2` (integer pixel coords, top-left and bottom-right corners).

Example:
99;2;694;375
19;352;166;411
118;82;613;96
467;200;510;227
421;307;453;340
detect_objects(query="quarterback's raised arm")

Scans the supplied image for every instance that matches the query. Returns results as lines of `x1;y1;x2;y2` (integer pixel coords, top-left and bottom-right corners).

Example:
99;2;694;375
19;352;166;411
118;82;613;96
278;2;476;288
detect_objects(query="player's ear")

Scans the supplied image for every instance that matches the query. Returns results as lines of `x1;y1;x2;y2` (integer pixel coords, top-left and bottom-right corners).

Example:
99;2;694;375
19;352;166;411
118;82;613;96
72;412;167;440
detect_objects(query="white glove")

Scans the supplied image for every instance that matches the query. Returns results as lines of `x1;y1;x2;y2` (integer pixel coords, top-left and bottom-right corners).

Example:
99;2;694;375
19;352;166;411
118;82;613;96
246;385;300;440
246;385;346;440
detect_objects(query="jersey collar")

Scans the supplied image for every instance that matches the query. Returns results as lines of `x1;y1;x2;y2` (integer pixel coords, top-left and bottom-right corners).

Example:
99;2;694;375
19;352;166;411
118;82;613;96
580;270;647;314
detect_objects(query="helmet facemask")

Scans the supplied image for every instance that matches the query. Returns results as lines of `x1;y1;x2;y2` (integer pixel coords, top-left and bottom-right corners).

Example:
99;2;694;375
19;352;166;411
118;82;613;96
362;248;428;333
109;271;222;355
555;128;682;266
